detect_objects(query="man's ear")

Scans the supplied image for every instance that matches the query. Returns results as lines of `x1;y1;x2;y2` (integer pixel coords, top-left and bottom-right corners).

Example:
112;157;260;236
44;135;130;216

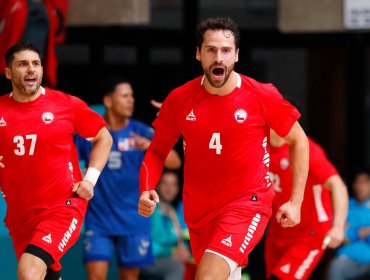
196;47;201;61
4;68;11;80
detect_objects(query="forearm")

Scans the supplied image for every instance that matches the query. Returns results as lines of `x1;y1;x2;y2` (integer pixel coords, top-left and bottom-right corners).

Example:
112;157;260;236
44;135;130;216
88;127;112;171
140;133;175;192
164;149;182;170
288;132;309;204
327;175;348;230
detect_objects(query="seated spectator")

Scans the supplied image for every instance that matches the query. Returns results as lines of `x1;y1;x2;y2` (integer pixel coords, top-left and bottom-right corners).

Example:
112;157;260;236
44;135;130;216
327;170;370;280
140;171;190;280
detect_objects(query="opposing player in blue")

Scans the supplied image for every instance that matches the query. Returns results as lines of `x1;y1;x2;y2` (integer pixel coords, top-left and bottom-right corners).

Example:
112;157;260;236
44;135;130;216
75;77;181;280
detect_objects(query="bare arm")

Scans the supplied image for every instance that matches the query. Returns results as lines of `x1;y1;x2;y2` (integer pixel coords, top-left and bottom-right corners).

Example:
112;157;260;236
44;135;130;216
0;156;4;168
323;175;348;249
276;121;309;227
72;127;113;200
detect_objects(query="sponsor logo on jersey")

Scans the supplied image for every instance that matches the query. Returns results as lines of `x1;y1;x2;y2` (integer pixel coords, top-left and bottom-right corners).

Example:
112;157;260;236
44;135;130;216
0;116;6;127
294;249;319;279
280;263;291;274
221;235;233;247
280;158;289;170
58;217;78;252
186;109;196;121
239;213;261;254
118;137;136;151
42;233;52;244
234;109;248;123
42;112;54;124
138;239;150;256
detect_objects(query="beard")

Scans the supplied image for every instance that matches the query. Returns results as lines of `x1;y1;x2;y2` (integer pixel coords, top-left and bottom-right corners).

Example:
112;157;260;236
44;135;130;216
203;62;235;88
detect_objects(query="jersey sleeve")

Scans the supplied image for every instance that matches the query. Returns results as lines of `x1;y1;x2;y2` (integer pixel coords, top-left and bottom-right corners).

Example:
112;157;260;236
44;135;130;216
260;84;301;137
140;91;181;193
70;96;106;139
152;90;181;143
308;139;338;184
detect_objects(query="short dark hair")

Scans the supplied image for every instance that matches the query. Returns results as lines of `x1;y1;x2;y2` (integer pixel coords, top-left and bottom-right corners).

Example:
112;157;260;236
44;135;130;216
100;76;131;97
195;17;240;49
5;42;41;67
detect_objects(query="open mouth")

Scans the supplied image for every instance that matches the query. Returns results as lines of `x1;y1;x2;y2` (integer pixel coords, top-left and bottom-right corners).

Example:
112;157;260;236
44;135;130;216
25;78;37;85
212;67;225;77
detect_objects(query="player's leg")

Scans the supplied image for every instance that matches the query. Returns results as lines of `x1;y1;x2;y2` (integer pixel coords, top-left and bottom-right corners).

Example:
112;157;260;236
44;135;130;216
195;250;236;280
84;232;115;280
18;247;49;280
117;233;153;280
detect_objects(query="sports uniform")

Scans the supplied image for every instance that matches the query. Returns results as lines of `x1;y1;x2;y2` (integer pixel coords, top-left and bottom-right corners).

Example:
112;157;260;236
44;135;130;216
0;87;106;272
140;73;300;267
265;138;338;280
75;119;154;267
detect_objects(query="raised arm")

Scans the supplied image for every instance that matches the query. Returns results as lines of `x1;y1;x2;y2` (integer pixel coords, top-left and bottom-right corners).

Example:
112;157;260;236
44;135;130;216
72;127;113;200
276;121;309;227
323;175;348;248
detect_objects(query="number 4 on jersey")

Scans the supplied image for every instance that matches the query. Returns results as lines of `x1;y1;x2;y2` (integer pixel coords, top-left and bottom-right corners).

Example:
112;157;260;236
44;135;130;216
209;132;222;155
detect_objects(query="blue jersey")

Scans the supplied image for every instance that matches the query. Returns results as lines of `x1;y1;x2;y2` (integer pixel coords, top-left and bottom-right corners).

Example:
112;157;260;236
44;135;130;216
76;119;154;235
337;198;370;264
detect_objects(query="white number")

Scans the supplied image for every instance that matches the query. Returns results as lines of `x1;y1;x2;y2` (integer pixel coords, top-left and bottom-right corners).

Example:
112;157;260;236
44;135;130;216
108;151;122;169
269;172;282;193
209;132;222;155
13;134;37;156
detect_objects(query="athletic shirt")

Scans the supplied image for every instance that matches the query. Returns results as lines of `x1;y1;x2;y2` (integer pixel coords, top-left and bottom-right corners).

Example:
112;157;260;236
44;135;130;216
75;119;154;234
269;138;337;237
0;87;106;232
147;73;300;229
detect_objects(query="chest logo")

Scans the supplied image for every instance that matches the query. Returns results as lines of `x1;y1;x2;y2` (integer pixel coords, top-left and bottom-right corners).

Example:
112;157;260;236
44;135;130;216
42;112;54;124
0;116;7;127
234;109;248;123
280;158;289;170
186;109;196;121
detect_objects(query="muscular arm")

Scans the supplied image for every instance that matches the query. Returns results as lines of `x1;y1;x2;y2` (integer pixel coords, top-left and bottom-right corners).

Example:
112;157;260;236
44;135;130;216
276;121;309;227
324;175;348;248
73;127;113;200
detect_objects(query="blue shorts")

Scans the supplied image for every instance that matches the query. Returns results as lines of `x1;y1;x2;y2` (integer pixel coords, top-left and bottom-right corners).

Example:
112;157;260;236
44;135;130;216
83;230;154;268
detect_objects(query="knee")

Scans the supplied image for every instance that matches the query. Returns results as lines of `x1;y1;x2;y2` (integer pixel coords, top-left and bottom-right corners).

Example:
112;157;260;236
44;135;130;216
18;265;46;280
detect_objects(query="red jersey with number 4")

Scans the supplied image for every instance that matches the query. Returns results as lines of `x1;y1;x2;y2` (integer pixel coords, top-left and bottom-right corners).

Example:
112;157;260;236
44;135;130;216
150;73;300;229
269;138;338;237
0;87;106;232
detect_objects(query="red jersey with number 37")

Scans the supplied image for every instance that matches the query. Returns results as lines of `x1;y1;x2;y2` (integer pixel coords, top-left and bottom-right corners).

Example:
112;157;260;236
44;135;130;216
149;73;300;228
0;87;106;232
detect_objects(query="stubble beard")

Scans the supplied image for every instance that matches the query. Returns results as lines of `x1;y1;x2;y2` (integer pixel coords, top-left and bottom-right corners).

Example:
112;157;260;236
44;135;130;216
204;63;234;88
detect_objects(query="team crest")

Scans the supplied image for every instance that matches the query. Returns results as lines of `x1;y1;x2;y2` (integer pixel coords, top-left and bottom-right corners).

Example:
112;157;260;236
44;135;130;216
280;158;289;170
234;109;247;123
42;112;54;124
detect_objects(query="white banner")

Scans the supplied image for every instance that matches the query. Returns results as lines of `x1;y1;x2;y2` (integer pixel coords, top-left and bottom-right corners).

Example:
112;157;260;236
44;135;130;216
344;0;370;29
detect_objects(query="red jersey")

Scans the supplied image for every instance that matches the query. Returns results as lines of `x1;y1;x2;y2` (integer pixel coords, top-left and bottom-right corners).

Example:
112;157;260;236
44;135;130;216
269;138;338;237
0;87;105;232
143;73;300;229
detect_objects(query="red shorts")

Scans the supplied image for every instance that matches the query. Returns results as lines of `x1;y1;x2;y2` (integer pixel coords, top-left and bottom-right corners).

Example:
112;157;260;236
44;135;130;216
10;198;86;271
188;199;270;267
265;231;326;280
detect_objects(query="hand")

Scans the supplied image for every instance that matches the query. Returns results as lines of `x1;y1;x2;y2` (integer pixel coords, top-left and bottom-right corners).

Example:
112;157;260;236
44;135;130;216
0;156;4;168
276;200;302;228
151;100;162;116
172;245;191;262
72;180;94;201
359;227;370;240
322;225;345;249
138;190;159;217
130;132;151;150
